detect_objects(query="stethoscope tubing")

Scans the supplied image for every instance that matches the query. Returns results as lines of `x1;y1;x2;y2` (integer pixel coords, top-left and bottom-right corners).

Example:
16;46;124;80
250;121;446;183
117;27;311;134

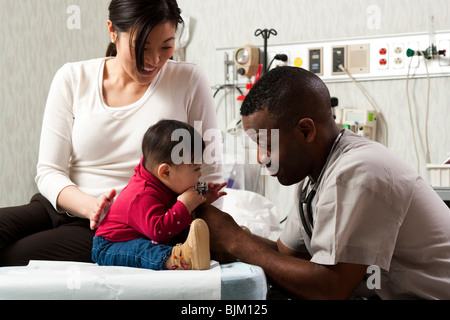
299;130;345;239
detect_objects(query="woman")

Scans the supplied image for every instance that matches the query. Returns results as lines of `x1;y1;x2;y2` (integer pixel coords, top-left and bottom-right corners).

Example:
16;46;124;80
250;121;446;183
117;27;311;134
0;0;223;266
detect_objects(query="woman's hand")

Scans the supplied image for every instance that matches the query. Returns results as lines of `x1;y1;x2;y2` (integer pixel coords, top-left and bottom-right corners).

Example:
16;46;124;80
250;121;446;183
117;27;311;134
91;189;117;230
57;186;116;230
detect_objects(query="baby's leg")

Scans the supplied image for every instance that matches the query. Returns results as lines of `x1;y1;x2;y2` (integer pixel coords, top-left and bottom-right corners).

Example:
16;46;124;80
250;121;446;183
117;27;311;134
92;237;173;270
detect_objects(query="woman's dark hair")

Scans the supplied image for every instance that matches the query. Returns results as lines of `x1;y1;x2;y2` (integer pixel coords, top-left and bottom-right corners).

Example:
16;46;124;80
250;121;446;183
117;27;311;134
106;0;183;71
142;120;205;170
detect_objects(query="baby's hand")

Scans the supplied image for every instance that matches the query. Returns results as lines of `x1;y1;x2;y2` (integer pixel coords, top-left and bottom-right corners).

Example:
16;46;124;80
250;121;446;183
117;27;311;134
204;182;228;204
178;187;207;215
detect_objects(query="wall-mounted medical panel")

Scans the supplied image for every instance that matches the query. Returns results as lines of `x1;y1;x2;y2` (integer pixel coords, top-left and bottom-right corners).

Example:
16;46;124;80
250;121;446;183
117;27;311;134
216;31;450;84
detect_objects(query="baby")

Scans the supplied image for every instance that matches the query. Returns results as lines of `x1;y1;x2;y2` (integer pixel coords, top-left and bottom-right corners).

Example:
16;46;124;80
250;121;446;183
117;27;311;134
92;120;227;270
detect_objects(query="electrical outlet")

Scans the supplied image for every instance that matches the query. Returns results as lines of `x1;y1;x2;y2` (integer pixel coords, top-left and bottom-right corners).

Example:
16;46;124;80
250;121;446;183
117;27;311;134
393;44;403;55
392;43;404;69
394;57;404;67
377;43;389;70
332;46;346;75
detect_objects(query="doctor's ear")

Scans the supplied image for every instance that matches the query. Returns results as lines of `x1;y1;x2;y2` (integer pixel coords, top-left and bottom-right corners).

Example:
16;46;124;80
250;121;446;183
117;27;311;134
295;118;316;144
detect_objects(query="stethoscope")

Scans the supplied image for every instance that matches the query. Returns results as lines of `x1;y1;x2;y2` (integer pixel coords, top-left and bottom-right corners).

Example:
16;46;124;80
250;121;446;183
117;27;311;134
299;130;344;239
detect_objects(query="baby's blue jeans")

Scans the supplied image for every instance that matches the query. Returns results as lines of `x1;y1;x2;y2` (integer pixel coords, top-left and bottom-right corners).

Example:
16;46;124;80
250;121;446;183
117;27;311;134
92;236;173;270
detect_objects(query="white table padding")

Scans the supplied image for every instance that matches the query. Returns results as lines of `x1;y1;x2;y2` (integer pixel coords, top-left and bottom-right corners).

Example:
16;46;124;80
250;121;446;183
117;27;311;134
220;262;267;300
0;260;221;300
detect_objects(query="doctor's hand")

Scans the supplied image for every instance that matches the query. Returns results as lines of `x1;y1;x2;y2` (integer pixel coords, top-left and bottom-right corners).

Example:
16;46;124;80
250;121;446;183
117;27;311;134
195;204;245;257
90;189;116;230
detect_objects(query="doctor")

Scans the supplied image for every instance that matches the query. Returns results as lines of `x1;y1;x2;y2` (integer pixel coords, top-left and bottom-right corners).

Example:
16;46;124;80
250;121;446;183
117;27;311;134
197;66;450;300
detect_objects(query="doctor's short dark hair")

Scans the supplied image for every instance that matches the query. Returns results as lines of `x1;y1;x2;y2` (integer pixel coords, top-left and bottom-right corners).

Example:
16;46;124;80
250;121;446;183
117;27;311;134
142;120;205;170
240;67;333;130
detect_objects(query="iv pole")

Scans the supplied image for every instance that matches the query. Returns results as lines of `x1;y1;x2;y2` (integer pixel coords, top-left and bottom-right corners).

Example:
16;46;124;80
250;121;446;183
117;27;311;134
249;29;277;194
254;28;278;74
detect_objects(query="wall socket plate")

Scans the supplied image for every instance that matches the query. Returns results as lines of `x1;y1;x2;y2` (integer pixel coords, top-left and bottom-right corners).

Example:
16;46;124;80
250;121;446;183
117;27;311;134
332;46;346;75
215;31;450;84
308;47;323;76
347;44;370;74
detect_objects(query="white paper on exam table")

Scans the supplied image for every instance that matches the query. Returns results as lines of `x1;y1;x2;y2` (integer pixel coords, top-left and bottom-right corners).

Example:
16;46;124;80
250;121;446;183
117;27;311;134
0;260;221;300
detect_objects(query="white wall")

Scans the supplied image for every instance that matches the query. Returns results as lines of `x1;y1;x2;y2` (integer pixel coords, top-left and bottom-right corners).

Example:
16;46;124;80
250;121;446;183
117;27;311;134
0;0;110;206
1;0;449;218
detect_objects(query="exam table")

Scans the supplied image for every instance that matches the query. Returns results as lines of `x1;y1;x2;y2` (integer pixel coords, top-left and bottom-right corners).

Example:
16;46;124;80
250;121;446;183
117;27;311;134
0;189;281;300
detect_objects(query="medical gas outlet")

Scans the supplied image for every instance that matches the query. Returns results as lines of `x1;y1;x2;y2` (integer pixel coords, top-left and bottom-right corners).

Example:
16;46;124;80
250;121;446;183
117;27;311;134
406;16;448;62
334;108;378;141
234;45;260;79
406;47;446;60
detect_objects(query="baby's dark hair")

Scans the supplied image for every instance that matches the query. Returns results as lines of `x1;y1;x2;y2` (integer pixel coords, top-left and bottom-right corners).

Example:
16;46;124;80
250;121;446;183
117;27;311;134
142;120;205;170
